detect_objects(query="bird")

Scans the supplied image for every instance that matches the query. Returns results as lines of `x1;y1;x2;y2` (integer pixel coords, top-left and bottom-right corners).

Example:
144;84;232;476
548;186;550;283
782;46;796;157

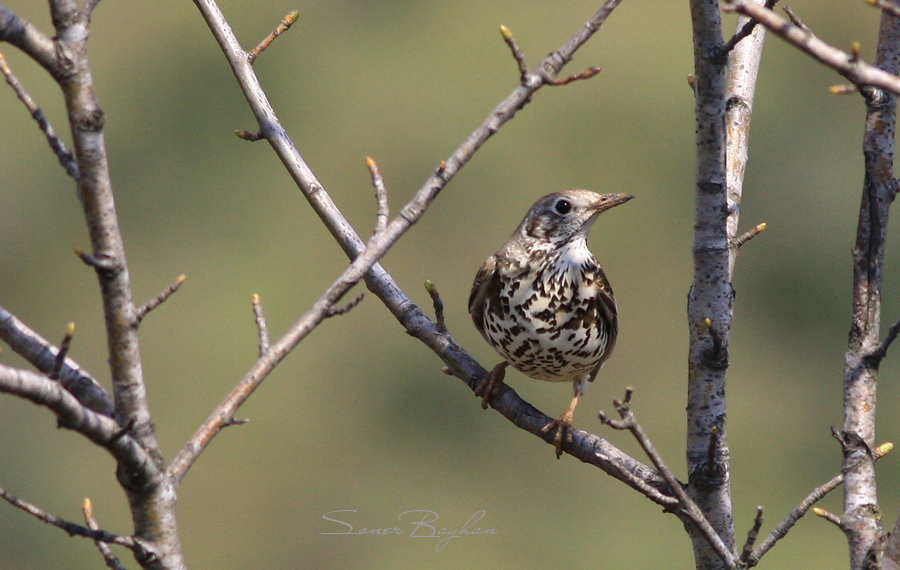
468;190;632;458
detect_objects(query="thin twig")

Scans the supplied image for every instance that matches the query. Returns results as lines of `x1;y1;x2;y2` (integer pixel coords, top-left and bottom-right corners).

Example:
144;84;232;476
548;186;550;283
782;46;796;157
83;498;128;570
178;0;648;493
550;66;602;86
366;157;389;235
248;9;300;64
74;248;119;273
781;5;811;33
0;303;113;415
812;507;843;526
864;315;900;367
739;507;764;565
499;25;528;83
78;0;102;24
424;280;446;334
251;294;270;357
325;293;365;318
134;274;186;325
0;486;138;550
721;0;777;56
0;50;79;179
600;389;738;569
49;322;75;380
864;0;900;18
725;0;900;95
745;442;894;567
234;129;264;141
734;222;767;248
829;83;859;95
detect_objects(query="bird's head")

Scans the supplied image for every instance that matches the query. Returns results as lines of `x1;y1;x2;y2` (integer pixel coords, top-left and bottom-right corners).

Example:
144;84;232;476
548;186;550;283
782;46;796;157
518;190;633;244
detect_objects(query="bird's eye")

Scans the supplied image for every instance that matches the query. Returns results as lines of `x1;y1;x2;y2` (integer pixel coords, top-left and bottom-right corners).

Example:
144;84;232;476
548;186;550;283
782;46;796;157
554;199;571;214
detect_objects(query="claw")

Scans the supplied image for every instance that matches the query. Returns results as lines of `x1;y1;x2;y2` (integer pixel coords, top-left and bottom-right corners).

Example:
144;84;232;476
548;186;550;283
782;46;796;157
475;362;509;409
541;390;582;459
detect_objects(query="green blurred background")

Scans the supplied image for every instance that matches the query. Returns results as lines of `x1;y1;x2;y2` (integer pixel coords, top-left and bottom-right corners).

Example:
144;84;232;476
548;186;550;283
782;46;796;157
1;0;898;568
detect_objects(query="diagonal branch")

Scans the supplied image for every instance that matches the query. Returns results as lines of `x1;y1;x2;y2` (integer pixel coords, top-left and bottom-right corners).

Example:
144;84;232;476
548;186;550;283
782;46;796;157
0;486;141;552
0;49;78;178
601;390;737;568
0;363;158;481
745;442;893;567
83;498;129;570
0;303;113;416
0;7;63;75
181;0;659;482
726;0;900;95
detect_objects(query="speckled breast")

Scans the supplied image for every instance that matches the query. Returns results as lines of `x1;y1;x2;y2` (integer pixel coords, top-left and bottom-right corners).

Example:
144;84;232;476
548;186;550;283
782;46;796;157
480;255;611;383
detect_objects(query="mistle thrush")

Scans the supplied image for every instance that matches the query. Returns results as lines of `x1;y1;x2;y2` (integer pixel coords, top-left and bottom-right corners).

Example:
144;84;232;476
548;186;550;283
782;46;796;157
469;190;632;457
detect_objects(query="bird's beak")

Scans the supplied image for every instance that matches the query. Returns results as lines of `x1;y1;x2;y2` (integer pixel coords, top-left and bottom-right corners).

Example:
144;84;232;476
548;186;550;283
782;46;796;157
592;193;634;213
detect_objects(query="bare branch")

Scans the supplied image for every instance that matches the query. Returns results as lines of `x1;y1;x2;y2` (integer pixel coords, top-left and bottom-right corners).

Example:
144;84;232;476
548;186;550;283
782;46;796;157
830;83;859;95
726;0;900;95
234;129;263;141
499;24;528;83
720;0;777;56
733;222;767;248
0;486;139;551
813;507;843;527
325;293;365;318
248;9;300;64
251;294;270;357
0;50;78;179
74;248;120;273
0;7;64;75
864;315;900;367
739;507;764;565
0;303;113;416
424;280;446;334
0;364;158;479
49;322;76;380
78;0;103;25
782;5;811;33
180;0;641;489
549;66;601;86
838;9;900;566
83;498;129;570
865;0;900;19
746;442;894;567
134;274;186;325
366;157;389;235
745;472;843;566
600;390;738;569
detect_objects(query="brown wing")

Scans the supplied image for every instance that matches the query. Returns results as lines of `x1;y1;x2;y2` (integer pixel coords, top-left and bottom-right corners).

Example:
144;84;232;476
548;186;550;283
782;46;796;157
586;273;618;383
468;254;499;341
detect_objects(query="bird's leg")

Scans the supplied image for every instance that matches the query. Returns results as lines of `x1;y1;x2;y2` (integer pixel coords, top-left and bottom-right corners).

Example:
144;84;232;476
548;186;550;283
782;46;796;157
542;389;583;458
475;361;509;410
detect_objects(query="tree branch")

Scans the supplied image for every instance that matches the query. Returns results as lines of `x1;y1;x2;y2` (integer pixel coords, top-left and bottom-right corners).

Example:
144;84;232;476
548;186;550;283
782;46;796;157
839;8;900;568
726;0;900;95
0;364;158;479
0;6;64;76
600;390;737;568
0;49;78;178
178;0;668;493
0;303;113;416
133;275;186;326
0;486;141;552
247;9;299;64
687;0;741;566
83;498;131;570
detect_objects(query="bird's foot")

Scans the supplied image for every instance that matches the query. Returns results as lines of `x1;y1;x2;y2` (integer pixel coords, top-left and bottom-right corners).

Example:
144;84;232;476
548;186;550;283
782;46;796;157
475;361;509;410
541;412;575;459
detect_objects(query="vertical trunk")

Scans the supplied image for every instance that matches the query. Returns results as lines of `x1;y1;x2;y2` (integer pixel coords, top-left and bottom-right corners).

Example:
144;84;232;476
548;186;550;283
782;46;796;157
687;0;735;567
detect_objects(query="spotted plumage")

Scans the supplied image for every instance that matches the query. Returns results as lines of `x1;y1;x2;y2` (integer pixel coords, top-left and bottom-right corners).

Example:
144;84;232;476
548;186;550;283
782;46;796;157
469;190;632;457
